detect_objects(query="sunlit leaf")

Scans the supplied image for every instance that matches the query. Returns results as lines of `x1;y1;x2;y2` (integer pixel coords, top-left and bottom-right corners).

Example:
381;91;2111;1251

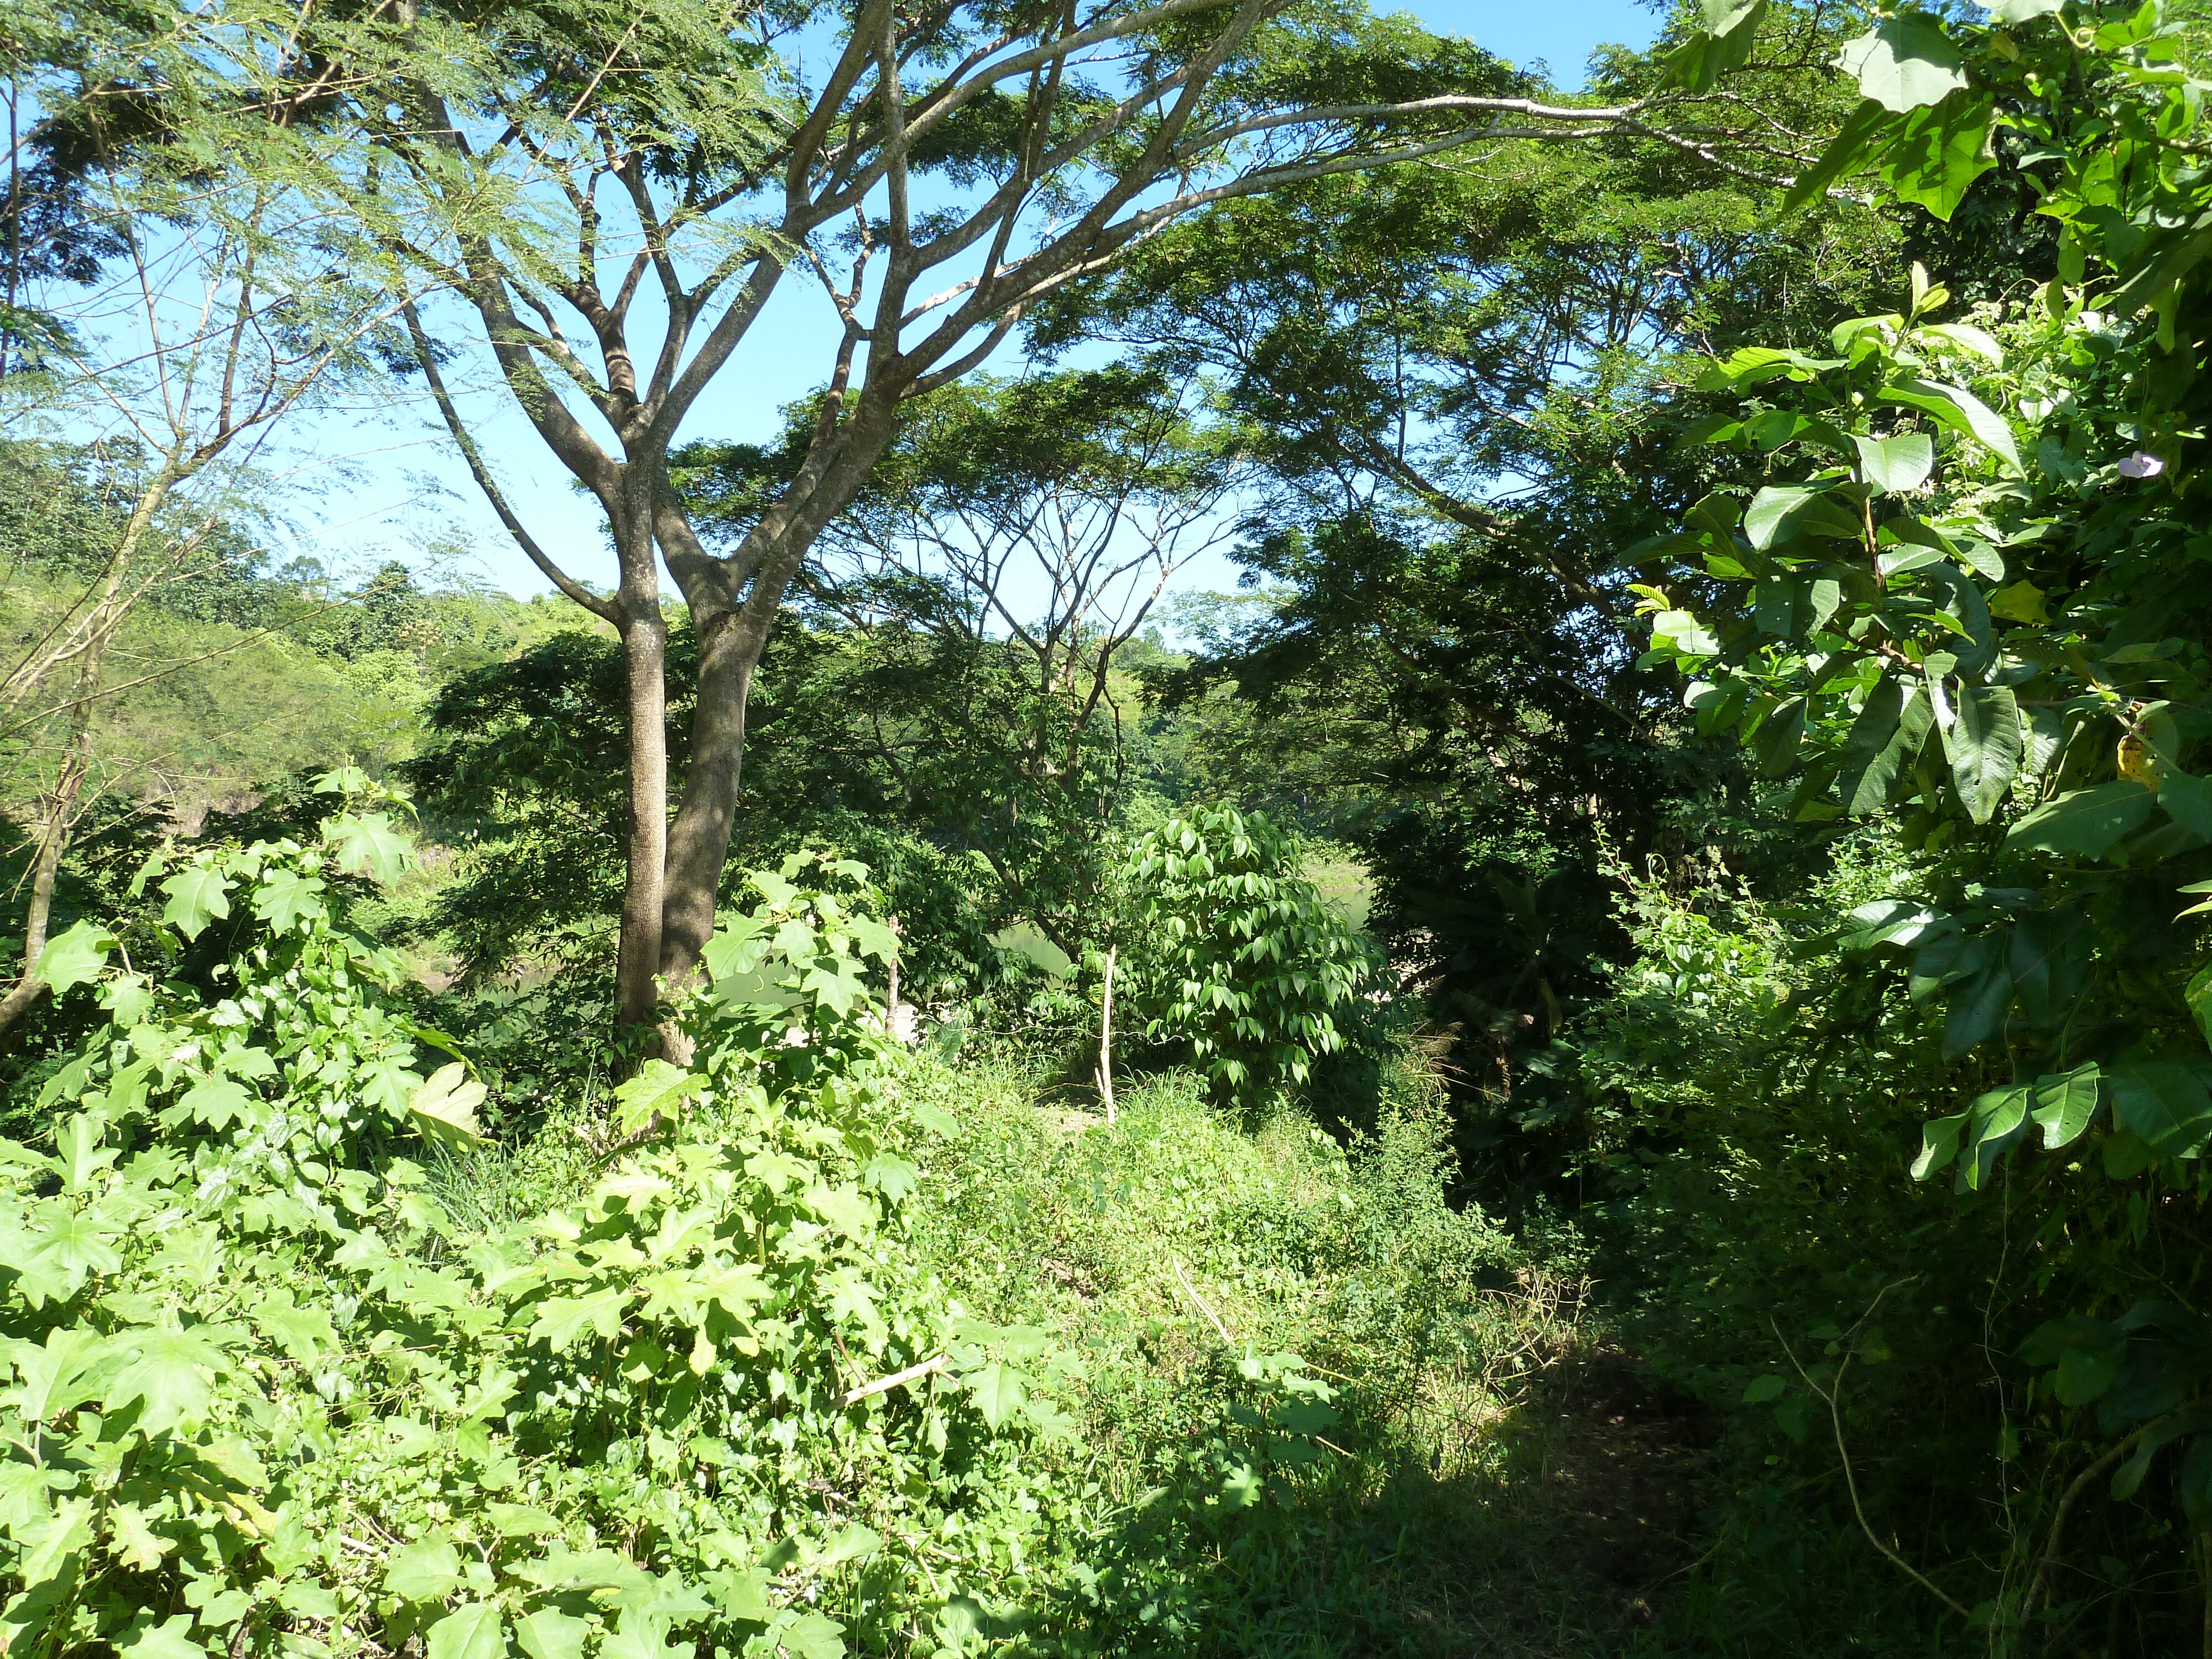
426;1603;506;1659
410;1062;486;1146
326;811;411;884
160;867;232;941
1839;14;1967;112
30;920;114;994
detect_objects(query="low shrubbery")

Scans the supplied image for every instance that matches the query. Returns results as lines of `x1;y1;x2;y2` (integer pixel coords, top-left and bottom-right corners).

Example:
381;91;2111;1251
0;796;1074;1659
2;788;1593;1659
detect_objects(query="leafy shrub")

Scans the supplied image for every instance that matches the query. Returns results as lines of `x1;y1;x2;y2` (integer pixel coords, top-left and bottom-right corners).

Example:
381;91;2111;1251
1;818;1065;1659
1124;806;1372;1102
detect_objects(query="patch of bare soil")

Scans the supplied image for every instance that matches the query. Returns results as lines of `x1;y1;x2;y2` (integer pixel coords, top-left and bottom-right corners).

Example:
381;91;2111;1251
1526;1345;1719;1620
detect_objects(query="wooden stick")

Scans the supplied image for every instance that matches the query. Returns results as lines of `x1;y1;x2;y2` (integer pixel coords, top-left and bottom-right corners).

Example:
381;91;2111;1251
1173;1255;1233;1344
1095;945;1117;1123
841;1352;947;1407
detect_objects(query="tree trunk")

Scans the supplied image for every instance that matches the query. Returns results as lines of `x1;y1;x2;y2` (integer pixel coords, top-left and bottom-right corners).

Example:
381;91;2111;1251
648;395;906;999
658;602;754;991
612;494;671;1030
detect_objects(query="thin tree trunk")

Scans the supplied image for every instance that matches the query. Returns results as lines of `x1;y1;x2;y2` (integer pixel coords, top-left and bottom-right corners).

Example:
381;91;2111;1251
0;685;97;1041
612;512;671;1030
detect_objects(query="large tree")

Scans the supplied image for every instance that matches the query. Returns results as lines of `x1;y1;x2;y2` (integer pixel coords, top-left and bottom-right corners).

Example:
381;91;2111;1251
378;0;1784;1028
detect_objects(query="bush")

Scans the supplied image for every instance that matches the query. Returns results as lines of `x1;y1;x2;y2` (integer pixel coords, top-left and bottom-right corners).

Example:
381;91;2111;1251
1124;805;1373;1103
0;816;1066;1659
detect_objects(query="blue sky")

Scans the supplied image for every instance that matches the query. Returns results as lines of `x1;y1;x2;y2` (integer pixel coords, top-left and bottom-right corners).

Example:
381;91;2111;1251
293;3;1666;599
1402;1;1662;88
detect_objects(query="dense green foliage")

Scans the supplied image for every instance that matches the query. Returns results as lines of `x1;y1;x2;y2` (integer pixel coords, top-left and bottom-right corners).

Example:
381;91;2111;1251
22;1;2212;1654
1123;807;1370;1103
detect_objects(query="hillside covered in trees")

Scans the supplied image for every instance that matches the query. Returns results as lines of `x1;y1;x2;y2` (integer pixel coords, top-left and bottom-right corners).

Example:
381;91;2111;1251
7;2;2212;1654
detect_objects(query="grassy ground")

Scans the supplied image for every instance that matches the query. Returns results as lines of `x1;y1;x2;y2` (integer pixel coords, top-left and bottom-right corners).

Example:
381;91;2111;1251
442;1040;1954;1656
885;1052;1736;1657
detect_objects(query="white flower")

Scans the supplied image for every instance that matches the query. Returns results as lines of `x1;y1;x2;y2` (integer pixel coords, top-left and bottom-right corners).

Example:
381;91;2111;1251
2118;450;2166;478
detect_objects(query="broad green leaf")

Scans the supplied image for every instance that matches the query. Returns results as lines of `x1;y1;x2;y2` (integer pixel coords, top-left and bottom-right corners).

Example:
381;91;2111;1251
2189;964;2212;1046
817;1524;883;1567
175;1074;252;1129
713;1564;774;1621
1650;609;1720;656
602;1609;685;1659
2110;1062;2212;1157
2030;1065;2103;1151
1744;484;1865;550
779;1611;848;1659
1661;0;1767;92
326;810;411;884
515;1610;590;1659
1783;99;1901;214
2161;771;2212;839
964;1360;1030;1429
1754;696;1807;777
117;1615;202;1659
1811;577;1844;632
251;868;327;933
1988;579;2049;623
1841;684;1932;816
528;1287;633;1350
486;1503;563;1536
1880;378;2020;470
106;1503;174;1572
1943;684;2021;824
1881;92;1998;221
1839;14;1966;112
612;1058;704;1137
98;971;154;1026
2007;781;2157;858
23;1208;124;1295
410;1061;487;1146
385;1537;466;1601
15;1493;93;1592
314;765;371;795
29;920;114;994
280;1582;341;1620
1922;321;2004;363
1844;899;1950;952
1960;1086;2028;1191
9;1325;116;1421
1943;954;2012;1061
427;1603;507;1659
55;1112;116;1193
160;867;232;941
701;912;767;984
252;1287;340;1361
105;1327;223;1433
1854;432;1933;494
807;1183;877;1239
2020;1316;2126;1406
358;1054;423;1117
